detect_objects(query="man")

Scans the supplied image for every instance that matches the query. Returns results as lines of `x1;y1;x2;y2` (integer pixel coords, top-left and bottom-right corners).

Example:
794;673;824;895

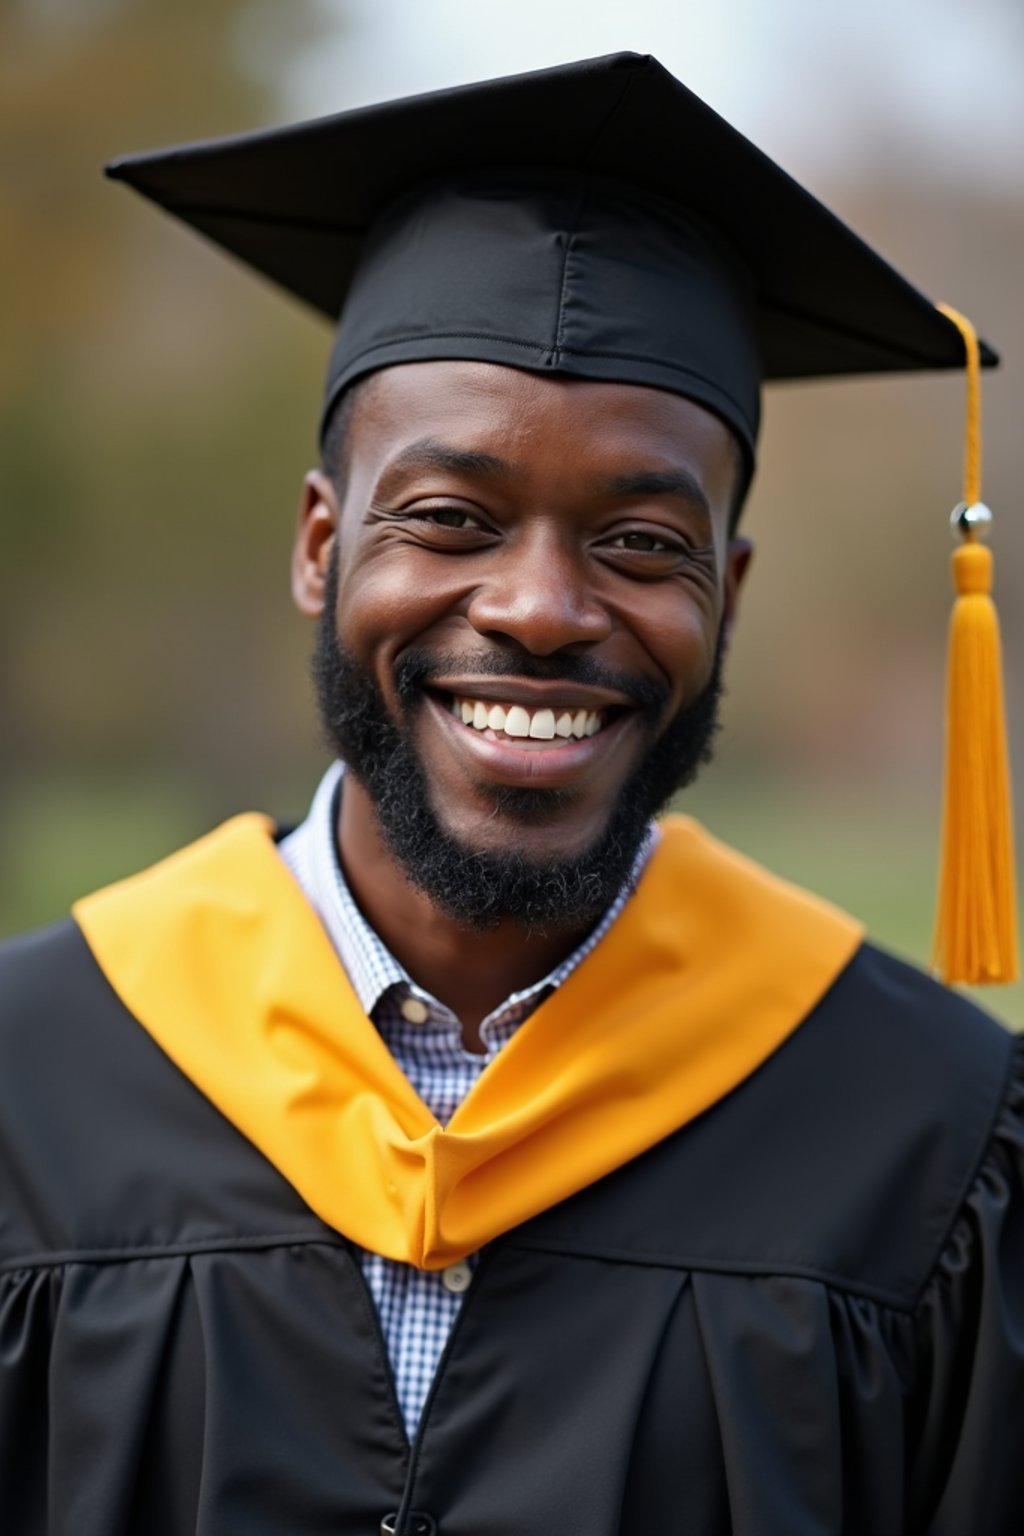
1;53;1021;1536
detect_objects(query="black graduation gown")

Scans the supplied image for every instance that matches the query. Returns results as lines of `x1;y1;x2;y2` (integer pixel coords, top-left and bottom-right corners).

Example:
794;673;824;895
1;916;1022;1536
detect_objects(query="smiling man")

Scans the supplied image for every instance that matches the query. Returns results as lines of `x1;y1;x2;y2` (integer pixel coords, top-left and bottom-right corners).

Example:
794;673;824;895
1;54;1022;1536
297;363;747;1039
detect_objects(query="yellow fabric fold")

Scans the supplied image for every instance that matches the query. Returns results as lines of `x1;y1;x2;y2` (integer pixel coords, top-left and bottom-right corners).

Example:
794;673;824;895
73;814;863;1268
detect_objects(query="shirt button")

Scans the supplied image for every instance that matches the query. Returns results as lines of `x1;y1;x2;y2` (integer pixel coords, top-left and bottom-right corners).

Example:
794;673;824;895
380;1514;436;1536
400;996;430;1025
441;1260;472;1294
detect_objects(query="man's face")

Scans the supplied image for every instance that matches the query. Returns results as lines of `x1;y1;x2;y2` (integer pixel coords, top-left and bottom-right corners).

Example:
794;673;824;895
294;361;751;925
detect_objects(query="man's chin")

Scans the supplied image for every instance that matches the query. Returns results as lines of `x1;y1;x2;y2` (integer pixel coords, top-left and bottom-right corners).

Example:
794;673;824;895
312;596;726;931
435;791;610;862
346;776;613;933
384;831;633;936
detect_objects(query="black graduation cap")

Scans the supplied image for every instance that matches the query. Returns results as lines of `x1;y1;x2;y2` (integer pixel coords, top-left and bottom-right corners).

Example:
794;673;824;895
105;50;996;465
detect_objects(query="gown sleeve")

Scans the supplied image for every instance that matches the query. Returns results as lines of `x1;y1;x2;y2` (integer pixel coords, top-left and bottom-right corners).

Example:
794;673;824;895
912;1031;1024;1535
0;1265;59;1532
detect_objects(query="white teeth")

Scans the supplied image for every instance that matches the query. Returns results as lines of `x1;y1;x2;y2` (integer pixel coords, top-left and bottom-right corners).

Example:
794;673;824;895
504;705;531;738
451;696;604;740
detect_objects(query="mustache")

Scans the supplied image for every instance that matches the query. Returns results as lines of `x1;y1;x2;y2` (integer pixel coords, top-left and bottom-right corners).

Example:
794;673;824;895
394;647;670;713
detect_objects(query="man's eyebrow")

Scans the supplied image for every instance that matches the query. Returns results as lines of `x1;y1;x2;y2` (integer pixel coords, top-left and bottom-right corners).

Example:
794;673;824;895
382;438;511;481
603;468;712;523
378;442;714;528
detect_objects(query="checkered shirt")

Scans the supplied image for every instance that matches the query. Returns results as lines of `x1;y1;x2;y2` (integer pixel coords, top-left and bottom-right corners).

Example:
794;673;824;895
278;760;655;1437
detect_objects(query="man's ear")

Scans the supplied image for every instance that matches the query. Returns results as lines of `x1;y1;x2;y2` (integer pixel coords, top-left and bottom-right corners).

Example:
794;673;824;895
291;471;340;618
721;537;754;651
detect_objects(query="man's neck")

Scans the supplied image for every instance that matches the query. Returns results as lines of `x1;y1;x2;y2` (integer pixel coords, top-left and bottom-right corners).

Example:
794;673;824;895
336;778;591;1052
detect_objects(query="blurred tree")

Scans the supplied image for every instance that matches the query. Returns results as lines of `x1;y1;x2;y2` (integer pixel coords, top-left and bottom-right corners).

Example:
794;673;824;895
0;0;338;811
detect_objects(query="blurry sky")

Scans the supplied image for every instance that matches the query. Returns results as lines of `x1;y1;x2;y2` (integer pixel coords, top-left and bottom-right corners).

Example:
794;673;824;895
263;0;1024;189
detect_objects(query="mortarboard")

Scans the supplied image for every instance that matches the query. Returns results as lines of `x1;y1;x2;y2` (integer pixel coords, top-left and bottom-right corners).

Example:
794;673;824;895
104;51;1017;986
105;51;997;461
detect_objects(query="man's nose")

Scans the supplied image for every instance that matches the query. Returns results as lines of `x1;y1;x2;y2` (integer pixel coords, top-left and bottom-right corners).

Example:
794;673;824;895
464;530;613;656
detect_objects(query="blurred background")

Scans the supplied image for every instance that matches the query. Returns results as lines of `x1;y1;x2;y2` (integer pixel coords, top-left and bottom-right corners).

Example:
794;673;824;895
2;0;1022;1024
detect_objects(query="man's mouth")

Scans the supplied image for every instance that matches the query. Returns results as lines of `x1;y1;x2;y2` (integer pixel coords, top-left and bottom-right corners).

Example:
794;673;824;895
416;682;646;788
446;693;605;742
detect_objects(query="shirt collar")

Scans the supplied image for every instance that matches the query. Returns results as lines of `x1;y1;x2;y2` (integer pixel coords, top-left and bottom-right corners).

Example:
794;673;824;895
279;760;657;1024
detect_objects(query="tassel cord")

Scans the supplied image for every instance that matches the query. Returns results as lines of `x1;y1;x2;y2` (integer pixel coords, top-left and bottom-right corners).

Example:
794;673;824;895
931;307;1018;986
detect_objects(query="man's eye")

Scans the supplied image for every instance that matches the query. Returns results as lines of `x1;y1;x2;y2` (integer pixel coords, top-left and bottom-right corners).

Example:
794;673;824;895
418;506;479;529
609;531;679;553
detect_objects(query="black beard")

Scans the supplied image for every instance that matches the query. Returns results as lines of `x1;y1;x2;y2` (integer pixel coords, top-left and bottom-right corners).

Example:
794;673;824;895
312;568;725;934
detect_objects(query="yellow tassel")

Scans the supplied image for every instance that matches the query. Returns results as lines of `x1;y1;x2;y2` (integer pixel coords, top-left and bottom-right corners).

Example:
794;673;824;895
932;305;1018;985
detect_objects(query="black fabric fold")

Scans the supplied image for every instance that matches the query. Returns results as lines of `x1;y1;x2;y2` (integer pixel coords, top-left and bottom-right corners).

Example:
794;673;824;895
1;918;1022;1533
910;1035;1024;1533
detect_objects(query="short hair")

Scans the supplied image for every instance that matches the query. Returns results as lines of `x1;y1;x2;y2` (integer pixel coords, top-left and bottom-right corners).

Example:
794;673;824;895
321;375;370;500
726;435;753;532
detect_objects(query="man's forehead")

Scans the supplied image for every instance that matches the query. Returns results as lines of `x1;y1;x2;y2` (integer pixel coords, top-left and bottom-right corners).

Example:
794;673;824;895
348;363;731;465
350;361;738;449
336;361;741;542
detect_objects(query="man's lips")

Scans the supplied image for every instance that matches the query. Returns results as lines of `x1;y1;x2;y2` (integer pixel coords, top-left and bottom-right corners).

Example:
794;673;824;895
425;675;635;713
423;690;639;786
424;675;636;740
423;665;640;747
